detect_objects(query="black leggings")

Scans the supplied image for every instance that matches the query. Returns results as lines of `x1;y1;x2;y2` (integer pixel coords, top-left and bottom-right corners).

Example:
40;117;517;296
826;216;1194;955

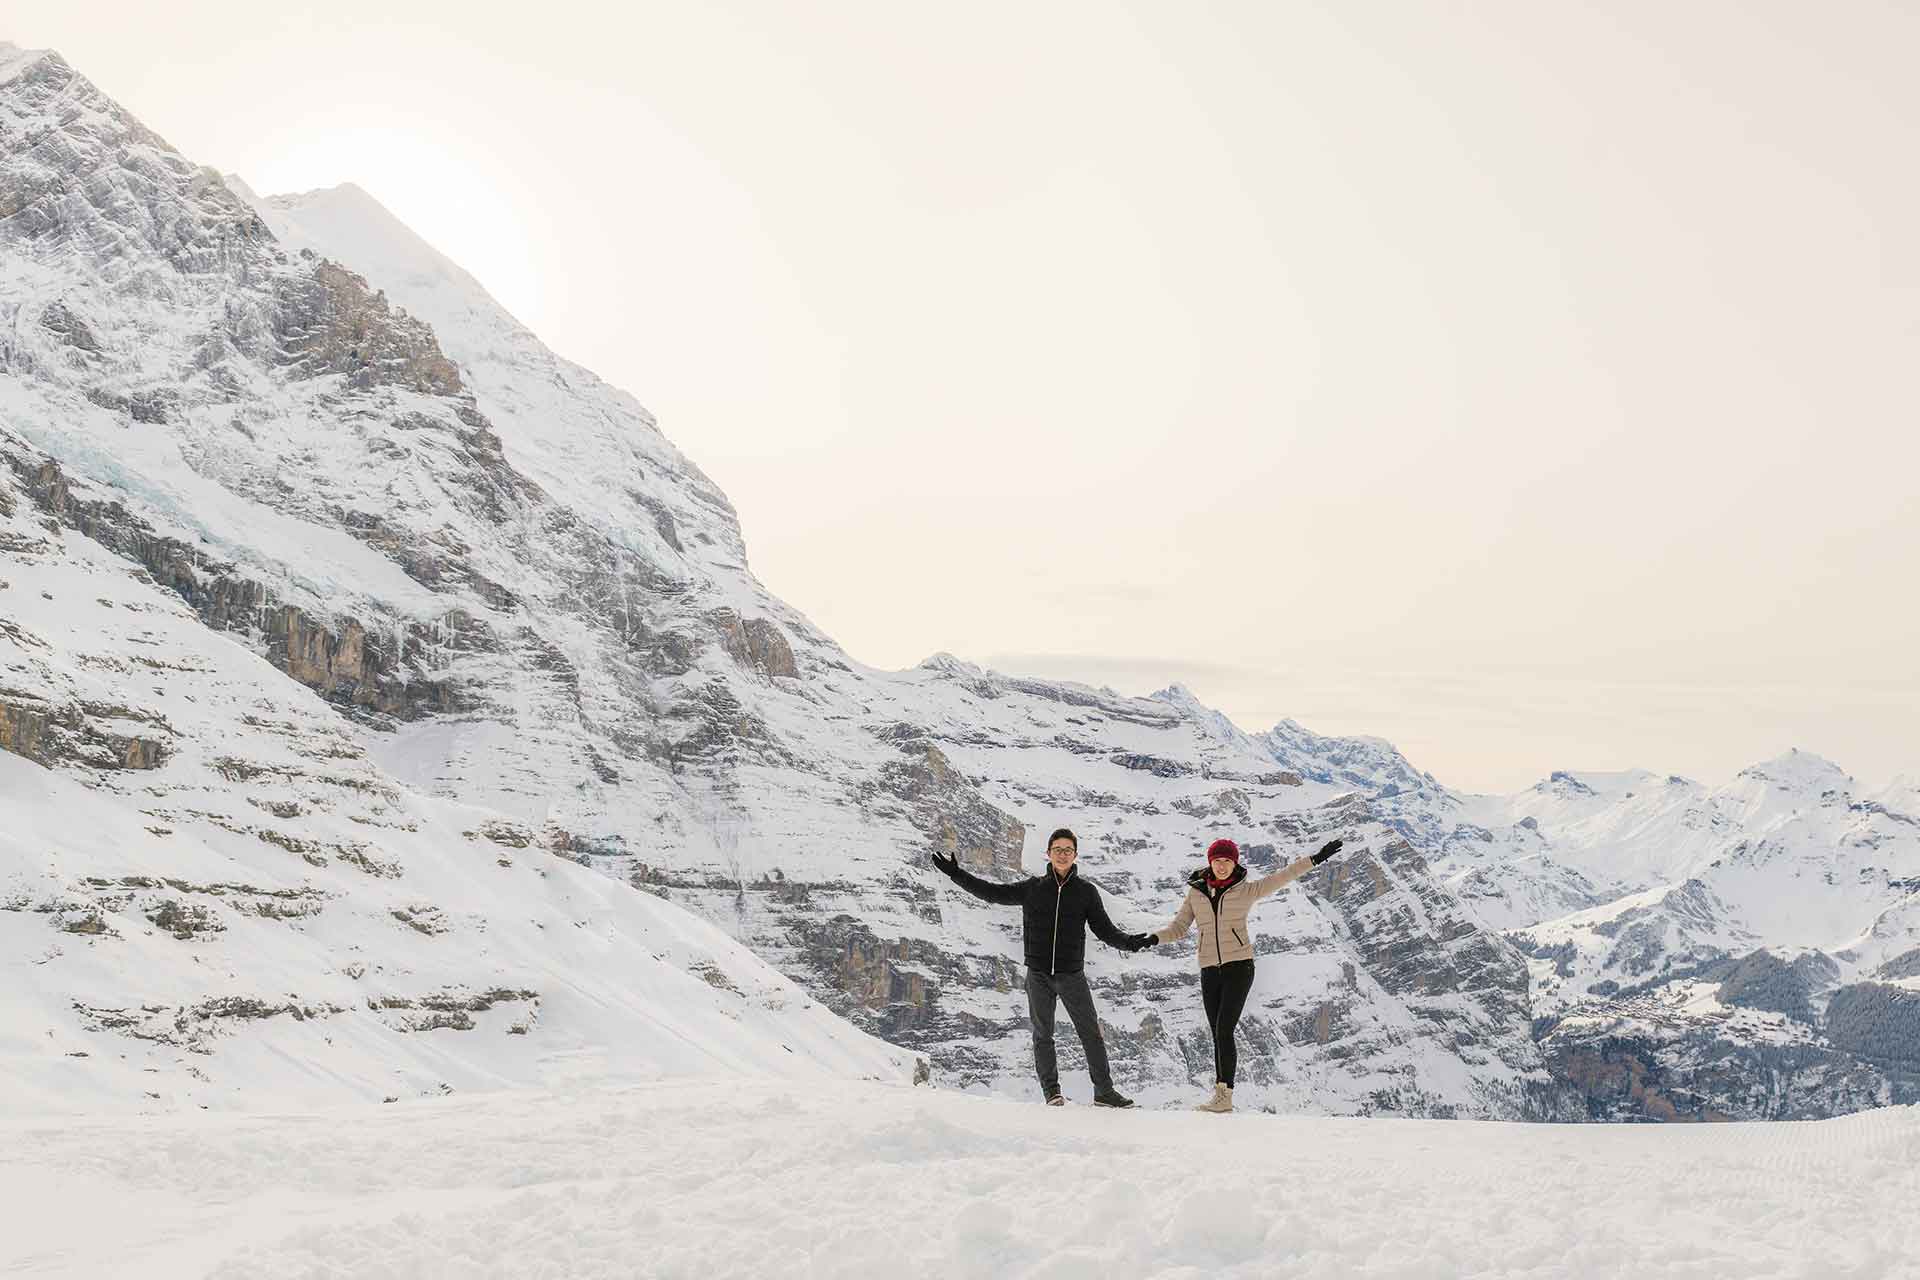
1201;959;1256;1086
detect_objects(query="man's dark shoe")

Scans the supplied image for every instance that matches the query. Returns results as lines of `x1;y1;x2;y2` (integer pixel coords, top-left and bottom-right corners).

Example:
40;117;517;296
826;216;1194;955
1092;1089;1135;1108
1044;1092;1066;1107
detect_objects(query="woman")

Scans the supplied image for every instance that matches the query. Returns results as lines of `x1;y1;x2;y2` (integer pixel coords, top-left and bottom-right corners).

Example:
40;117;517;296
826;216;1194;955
1144;836;1343;1113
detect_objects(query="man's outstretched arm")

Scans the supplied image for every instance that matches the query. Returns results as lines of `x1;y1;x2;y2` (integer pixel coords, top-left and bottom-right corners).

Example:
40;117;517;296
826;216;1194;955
928;851;1027;905
1081;884;1149;951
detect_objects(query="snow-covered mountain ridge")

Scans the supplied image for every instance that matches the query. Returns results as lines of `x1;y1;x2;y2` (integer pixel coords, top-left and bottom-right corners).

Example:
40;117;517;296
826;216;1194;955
1407;752;1920;1118
3;43;1914;1121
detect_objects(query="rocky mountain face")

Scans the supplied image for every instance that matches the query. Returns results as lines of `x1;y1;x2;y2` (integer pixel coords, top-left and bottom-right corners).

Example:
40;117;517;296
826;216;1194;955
0;430;916;1116
4;44;1913;1122
0;42;918;1112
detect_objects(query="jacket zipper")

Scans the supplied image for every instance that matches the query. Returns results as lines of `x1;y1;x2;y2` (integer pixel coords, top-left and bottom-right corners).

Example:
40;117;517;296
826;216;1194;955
1211;884;1224;968
1051;876;1063;974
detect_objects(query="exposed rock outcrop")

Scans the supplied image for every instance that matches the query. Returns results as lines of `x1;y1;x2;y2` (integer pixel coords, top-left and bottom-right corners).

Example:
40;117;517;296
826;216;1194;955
708;608;799;679
871;739;1025;876
0;692;172;771
274;260;462;394
2;444;478;722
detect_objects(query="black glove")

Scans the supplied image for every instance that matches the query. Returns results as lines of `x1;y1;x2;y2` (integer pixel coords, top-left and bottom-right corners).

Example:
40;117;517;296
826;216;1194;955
1130;932;1158;952
1310;838;1343;866
929;851;959;877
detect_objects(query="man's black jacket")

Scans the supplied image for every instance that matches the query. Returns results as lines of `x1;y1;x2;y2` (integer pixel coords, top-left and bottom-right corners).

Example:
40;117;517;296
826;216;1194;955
932;858;1130;975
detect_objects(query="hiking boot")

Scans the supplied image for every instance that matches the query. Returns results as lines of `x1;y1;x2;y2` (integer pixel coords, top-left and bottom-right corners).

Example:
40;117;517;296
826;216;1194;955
1195;1083;1233;1113
1044;1091;1065;1106
1091;1088;1135;1108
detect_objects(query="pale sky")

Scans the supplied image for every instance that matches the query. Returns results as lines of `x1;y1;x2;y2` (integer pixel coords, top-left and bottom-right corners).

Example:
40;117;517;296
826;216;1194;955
14;2;1918;794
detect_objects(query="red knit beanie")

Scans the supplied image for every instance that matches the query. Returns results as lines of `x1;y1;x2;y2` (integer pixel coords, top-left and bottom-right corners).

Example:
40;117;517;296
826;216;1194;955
1206;838;1240;865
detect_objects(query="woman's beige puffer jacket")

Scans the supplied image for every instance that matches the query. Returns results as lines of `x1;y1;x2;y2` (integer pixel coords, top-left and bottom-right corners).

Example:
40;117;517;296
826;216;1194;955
1154;855;1315;967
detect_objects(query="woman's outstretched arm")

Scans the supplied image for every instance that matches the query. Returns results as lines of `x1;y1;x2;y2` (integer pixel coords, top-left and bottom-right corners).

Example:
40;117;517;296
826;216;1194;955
1249;838;1343;899
1153;892;1197;944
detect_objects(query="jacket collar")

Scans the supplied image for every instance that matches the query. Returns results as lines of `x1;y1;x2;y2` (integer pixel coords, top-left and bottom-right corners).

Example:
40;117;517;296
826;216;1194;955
1048;863;1079;887
1190;864;1246;893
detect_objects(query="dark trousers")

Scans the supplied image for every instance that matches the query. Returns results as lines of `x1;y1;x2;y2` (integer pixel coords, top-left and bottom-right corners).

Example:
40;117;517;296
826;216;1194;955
1025;968;1113;1097
1202;959;1256;1086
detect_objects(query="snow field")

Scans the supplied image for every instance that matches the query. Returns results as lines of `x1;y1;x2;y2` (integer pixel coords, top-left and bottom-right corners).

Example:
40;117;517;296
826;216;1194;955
2;1081;1915;1279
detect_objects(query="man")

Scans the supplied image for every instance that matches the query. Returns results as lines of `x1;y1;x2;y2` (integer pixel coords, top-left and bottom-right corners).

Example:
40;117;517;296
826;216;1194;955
929;827;1155;1107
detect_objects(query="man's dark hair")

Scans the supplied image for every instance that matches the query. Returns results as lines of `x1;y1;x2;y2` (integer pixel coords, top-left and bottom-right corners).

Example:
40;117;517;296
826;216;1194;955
1047;827;1078;851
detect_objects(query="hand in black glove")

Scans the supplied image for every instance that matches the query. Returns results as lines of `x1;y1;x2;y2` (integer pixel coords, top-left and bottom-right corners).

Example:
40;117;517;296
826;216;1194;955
1130;932;1158;952
1310;838;1343;866
929;851;959;877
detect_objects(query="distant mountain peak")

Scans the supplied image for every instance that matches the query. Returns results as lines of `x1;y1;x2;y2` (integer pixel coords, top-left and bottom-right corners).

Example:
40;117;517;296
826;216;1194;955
0;41;61;85
1735;748;1852;790
1526;768;1670;802
1259;716;1435;796
916;651;981;676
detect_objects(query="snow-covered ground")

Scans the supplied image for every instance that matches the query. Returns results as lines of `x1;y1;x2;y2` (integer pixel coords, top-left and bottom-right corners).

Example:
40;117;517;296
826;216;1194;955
4;1081;1915;1279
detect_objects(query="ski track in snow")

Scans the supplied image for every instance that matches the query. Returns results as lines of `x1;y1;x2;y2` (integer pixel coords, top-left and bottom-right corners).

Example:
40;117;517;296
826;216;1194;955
3;1082;1915;1279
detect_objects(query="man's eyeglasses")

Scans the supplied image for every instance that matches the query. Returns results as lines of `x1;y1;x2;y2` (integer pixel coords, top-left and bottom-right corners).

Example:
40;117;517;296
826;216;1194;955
1047;846;1077;856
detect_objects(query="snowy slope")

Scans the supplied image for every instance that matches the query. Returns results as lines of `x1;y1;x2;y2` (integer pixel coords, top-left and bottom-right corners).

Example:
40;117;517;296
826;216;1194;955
3;1080;1917;1278
227;174;753;575
0;440;916;1113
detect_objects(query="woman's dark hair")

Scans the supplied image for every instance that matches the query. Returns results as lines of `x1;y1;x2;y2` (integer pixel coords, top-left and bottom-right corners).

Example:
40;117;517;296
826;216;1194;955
1047;827;1078;851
